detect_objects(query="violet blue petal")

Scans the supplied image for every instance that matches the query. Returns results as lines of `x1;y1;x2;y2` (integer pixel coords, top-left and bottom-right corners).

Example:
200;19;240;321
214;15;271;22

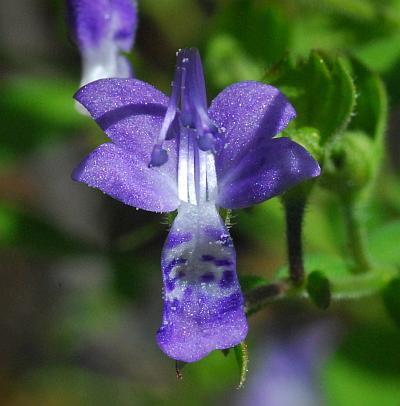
67;0;137;86
208;81;296;177
157;202;248;362
67;0;111;50
74;78;178;180
236;321;339;406
111;0;137;52
72;143;180;213
218;137;321;209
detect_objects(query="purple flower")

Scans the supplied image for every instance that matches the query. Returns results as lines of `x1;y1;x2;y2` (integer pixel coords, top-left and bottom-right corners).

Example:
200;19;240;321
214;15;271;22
236;321;339;406
72;48;320;362
67;0;137;87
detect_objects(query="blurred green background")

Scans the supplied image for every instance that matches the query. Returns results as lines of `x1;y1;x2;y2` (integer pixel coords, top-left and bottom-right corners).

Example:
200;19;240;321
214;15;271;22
1;0;400;405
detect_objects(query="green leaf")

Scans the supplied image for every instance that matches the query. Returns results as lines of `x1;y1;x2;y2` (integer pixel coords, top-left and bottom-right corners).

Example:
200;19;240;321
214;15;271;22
318;0;376;21
281;126;322;161
346;58;388;150
355;33;400;74
306;270;331;309
382;278;400;328
266;50;356;144
234;341;249;389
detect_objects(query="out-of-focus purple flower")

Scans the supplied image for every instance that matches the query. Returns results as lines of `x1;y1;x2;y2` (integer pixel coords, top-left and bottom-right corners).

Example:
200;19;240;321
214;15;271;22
67;0;137;87
236;321;339;406
72;48;320;362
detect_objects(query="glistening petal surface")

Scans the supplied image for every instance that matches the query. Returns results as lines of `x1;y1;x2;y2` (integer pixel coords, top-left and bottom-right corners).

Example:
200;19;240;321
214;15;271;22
111;0;137;51
208;81;296;176
157;203;248;362
67;0;137;51
218;137;321;209
74;78;178;180
67;0;111;49
72;143;180;212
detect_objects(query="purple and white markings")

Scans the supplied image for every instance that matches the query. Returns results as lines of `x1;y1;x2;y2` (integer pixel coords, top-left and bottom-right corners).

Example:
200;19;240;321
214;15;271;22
157;202;247;362
67;0;137;114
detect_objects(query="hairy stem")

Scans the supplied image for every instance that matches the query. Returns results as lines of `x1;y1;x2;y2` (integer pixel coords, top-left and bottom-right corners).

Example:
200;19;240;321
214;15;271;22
342;199;371;273
244;282;289;316
244;267;398;316
284;197;307;285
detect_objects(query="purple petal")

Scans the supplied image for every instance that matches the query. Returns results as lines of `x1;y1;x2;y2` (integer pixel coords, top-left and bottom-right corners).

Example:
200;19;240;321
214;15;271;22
218;137;321;209
67;0;111;49
236;321;339;406
67;0;137;51
111;0;138;52
72;143;179;212
208;81;296;177
157;203;248;362
74;79;178;178
67;0;137;87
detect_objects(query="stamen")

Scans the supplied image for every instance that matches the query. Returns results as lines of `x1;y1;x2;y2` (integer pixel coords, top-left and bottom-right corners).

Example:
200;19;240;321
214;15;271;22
191;49;207;110
197;149;208;203
158;66;182;142
206;153;218;202
165;116;180;140
178;127;189;202
149;145;168;167
180;63;196;129
187;131;197;204
198;131;218;152
149;56;183;168
184;49;220;153
153;48;221;205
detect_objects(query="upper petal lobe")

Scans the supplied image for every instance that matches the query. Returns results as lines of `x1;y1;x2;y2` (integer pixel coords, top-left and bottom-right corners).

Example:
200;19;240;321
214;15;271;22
208;81;296;177
67;0;111;49
74;78;178;178
111;0;138;51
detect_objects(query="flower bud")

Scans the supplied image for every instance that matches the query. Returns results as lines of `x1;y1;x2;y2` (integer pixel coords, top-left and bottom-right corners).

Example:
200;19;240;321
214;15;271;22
322;131;376;197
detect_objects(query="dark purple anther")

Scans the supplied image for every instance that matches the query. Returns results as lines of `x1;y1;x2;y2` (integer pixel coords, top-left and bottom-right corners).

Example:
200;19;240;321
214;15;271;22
180;112;196;129
197;131;217;151
149;145;168;167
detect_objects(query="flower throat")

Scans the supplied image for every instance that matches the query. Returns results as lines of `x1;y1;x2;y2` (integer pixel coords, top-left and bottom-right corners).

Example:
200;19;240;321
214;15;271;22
149;48;220;206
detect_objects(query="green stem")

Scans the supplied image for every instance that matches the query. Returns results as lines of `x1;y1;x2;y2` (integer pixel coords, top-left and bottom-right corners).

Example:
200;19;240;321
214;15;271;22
244;282;289;316
244;266;398;315
284;197;307;285
342;199;371;273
